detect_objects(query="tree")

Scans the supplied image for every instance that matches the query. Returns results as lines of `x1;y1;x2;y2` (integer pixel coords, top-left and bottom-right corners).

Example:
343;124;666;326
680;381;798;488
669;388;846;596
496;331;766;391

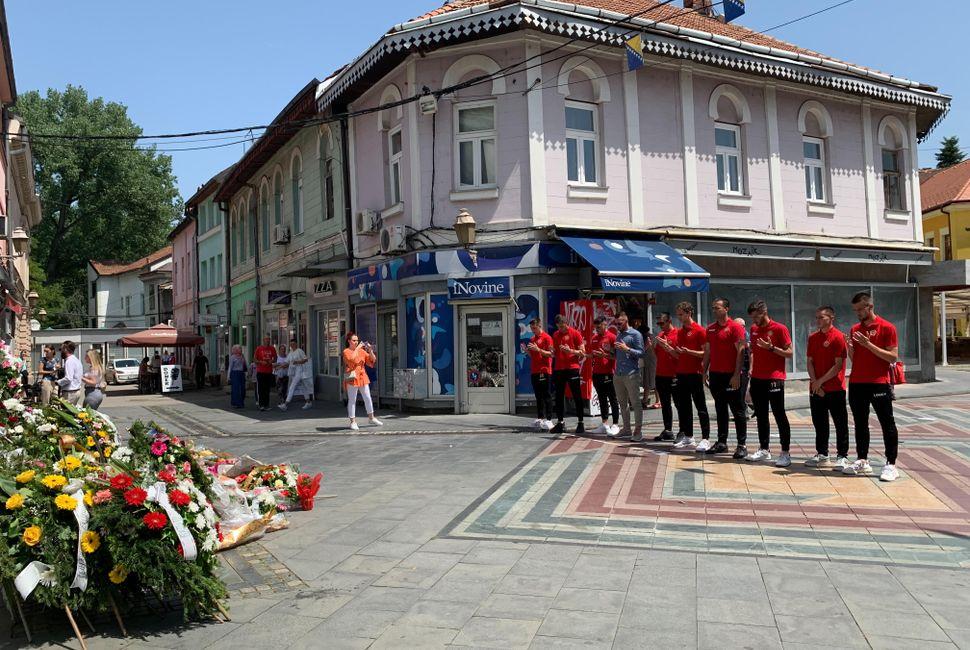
935;136;966;169
14;86;182;319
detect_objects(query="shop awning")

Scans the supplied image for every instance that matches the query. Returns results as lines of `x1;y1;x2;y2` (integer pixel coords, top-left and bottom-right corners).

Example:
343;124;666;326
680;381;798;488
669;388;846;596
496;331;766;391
560;236;710;293
115;324;205;348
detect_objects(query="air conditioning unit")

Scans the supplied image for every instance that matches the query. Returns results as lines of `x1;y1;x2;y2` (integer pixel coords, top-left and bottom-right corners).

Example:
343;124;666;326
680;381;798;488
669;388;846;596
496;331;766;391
355;209;379;234
380;224;407;255
273;224;290;245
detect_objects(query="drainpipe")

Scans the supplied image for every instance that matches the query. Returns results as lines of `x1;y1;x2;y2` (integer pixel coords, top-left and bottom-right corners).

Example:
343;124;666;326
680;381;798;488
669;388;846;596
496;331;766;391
244;183;262;342
339;116;354;270
219;200;231;364
941;291;948;366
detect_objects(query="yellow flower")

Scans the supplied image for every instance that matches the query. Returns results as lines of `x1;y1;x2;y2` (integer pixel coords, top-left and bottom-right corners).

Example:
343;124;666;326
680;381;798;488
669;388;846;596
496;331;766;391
54;494;78;511
78;412;90;422
108;564;128;584
5;493;24;510
41;474;67;490
63;456;82;471
86;436;95;448
83;490;94;507
22;526;41;547
103;447;112;458
15;469;35;484
80;531;100;554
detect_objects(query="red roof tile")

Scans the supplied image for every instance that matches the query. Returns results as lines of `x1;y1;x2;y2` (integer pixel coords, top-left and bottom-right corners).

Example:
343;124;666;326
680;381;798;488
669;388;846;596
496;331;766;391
90;245;173;277
920;159;970;213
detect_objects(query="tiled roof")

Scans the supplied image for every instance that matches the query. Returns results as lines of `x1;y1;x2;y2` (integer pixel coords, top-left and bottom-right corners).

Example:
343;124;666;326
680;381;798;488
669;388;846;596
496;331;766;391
410;0;882;77
920;159;970;213
90;245;173;277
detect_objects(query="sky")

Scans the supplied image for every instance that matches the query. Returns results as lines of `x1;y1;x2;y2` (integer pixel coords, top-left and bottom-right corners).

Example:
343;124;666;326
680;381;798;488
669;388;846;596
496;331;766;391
6;0;967;201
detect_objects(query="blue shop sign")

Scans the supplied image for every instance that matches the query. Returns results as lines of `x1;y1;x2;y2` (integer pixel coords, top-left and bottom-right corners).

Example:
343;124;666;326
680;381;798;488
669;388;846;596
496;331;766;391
448;276;511;300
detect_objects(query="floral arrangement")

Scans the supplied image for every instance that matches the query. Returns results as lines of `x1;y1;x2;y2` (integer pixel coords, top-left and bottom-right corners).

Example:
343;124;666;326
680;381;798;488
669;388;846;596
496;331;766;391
236;464;299;512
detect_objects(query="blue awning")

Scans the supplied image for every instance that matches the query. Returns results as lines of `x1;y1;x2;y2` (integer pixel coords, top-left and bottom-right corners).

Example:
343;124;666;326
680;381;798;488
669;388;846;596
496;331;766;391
560;236;710;293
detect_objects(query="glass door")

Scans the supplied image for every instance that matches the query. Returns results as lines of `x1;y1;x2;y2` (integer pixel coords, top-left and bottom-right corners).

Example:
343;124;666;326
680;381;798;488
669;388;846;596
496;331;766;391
378;311;399;399
460;307;510;413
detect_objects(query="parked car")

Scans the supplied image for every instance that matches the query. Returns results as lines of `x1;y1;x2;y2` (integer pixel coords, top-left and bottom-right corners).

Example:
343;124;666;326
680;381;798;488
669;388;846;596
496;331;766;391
106;358;140;385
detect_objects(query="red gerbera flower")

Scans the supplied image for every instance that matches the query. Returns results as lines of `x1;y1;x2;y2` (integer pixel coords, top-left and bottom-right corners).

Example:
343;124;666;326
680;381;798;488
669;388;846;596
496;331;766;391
143;512;168;530
158;469;177;484
167;489;190;507
124;487;148;507
110;474;134;491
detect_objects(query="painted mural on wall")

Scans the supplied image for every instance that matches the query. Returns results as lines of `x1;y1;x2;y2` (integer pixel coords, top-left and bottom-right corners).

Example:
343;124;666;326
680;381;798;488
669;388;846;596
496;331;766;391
430;294;454;396
514;291;540;396
354;305;378;386
405;296;426;368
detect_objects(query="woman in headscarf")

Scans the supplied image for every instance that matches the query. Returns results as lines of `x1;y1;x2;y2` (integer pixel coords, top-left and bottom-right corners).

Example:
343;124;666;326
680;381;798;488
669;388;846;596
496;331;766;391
228;345;247;409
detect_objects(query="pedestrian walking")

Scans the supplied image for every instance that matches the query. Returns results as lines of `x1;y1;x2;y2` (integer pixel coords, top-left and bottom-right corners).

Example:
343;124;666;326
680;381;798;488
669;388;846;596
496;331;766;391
253;336;277;411
703;298;748;457
342;332;382;429
588;316;619;436
844;292;901;481
150;352;162;393
192;348;209;389
275;345;289;405
228;345;247;409
671;302;710;448
37;346;58;406
278;339;314;411
526;318;554;431
56;340;84;407
650;312;679;442
82;349;106;410
611;312;645;441
746;300;794;466
550;314;586;435
805;306;850;470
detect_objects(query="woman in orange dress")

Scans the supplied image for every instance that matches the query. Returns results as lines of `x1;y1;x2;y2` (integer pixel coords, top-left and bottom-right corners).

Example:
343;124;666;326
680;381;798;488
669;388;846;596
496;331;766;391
343;331;382;431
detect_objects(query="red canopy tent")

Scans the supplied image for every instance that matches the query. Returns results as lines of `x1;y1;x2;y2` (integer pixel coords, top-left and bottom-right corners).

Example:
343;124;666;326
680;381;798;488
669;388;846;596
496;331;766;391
115;323;205;348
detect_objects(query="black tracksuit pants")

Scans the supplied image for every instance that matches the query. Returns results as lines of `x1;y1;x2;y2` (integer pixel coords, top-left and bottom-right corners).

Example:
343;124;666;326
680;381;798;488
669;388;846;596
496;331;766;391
554;368;585;423
750;377;790;452
255;372;274;409
675;373;710;439
656;375;676;433
708;371;748;446
531;373;553;421
849;383;899;464
592;373;619;425
810;390;849;458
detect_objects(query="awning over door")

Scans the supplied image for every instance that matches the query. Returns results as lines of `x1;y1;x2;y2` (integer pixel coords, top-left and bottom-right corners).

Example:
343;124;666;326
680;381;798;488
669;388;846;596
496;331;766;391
560;236;710;293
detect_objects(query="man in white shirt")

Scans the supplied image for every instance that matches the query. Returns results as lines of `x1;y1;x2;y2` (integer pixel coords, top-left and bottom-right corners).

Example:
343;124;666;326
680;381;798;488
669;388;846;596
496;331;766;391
57;340;84;407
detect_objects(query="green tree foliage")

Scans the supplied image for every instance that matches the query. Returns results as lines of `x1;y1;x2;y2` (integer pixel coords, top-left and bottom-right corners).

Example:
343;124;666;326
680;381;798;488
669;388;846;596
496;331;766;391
14;86;182;323
935;136;966;169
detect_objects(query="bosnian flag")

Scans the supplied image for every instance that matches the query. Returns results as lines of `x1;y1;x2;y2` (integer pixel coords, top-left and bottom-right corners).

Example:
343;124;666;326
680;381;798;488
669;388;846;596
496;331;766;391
625;34;645;72
724;0;745;22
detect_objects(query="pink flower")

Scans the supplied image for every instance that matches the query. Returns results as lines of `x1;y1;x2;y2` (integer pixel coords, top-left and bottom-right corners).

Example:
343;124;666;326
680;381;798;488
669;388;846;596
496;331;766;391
1;360;9;368
7;379;17;388
92;489;113;504
150;441;168;456
182;461;191;474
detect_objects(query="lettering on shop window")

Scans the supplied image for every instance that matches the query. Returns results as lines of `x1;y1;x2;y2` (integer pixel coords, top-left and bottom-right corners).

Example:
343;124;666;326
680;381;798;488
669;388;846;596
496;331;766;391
867;253;890;263
448;276;511;300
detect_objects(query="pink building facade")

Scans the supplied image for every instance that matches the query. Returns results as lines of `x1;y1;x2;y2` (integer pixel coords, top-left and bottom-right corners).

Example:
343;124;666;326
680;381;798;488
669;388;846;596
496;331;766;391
169;217;197;370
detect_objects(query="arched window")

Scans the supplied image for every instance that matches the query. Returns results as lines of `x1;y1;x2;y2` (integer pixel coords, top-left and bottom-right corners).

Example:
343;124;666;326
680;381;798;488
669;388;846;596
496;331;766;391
259;179;270;252
444;55;503;191
558;57;611;187
797;101;835;204
290;149;304;234
709;84;752;196
319;127;336;221
246;196;255;258
377;85;403;132
229;206;238;266
273;168;284;229
878;116;909;212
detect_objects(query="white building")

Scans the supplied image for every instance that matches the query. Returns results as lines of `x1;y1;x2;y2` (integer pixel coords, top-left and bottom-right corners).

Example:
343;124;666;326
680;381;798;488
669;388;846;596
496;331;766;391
88;246;173;329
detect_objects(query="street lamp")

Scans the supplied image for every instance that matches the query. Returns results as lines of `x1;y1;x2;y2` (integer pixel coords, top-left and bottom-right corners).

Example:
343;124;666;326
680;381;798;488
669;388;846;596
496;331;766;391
453;208;477;266
37;308;47;319
27;290;39;309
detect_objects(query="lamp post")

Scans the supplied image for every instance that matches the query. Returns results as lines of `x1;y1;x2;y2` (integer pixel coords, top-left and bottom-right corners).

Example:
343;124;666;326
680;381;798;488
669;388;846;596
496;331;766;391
453;208;478;267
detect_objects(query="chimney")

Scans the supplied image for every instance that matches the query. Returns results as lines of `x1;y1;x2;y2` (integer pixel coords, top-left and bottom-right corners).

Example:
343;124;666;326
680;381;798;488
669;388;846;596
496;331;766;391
683;0;716;17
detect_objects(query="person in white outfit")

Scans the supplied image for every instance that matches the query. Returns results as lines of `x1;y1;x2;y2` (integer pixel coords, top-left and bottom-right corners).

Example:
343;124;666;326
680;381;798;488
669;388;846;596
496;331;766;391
57;340;85;407
342;332;382;431
278;339;314;411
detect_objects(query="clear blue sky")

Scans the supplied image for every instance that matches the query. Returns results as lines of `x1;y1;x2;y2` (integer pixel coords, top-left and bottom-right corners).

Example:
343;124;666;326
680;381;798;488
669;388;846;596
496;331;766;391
7;0;966;200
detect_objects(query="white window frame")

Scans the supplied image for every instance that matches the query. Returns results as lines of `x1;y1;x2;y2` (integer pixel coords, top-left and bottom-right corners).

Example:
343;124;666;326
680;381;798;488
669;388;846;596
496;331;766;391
881;148;906;211
565;100;600;186
453;100;497;190
714;122;744;195
387;126;403;206
803;136;827;203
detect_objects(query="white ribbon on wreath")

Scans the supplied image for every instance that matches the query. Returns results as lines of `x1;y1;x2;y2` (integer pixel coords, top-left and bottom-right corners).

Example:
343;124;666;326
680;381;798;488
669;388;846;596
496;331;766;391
146;482;198;560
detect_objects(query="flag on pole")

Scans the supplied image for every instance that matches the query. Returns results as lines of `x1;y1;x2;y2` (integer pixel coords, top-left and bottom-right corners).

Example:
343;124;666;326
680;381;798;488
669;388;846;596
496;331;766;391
626;34;645;72
724;0;745;22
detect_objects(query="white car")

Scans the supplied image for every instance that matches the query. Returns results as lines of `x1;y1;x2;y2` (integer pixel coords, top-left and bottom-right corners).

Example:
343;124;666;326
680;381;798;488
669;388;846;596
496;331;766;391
106;358;140;385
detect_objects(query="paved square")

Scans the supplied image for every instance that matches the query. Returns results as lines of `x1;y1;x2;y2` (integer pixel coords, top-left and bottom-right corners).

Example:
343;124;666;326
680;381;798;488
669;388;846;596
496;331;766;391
445;397;970;567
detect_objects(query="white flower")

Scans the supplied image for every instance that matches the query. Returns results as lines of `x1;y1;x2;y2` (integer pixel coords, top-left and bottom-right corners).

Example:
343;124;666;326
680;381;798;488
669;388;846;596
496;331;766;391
112;446;133;462
53;460;63;472
12;425;23;434
273;479;284;488
37;423;56;433
194;516;208;530
2;398;24;412
188;501;200;513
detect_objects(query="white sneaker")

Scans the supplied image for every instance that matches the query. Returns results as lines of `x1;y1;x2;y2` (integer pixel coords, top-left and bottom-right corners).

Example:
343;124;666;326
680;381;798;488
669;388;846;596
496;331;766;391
842;459;873;476
533;418;543;430
543;420;555;431
590;423;608;435
880;464;899;482
672;434;686;447
607;424;620;436
277;403;288;411
746;449;772;462
370;418;383;427
674;436;696;449
349;422;359;431
302;402;313;410
805;454;830;467
832;456;850;471
775;452;792;468
695;439;712;453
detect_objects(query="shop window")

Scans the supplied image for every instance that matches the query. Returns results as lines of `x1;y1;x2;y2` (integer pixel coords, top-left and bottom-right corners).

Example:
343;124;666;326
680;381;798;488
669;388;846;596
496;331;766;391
873;285;918;364
705;283;793;372
388;126;403;206
565;101;599;185
455;102;496;189
803;137;827;202
715;123;743;194
792;284;868;372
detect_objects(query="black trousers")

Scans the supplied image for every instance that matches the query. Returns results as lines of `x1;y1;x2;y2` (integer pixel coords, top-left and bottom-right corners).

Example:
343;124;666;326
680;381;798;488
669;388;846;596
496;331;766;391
675;373;710;439
255;372;274;409
592;373;619;424
708;371;748;446
810;390;849;458
656;375;676;433
194;369;206;389
750;378;790;451
553;368;585;423
531;373;553;420
849;383;899;464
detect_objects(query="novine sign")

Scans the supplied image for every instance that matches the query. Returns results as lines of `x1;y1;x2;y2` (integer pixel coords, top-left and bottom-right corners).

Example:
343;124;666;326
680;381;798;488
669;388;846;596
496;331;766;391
601;277;633;289
448;276;511;300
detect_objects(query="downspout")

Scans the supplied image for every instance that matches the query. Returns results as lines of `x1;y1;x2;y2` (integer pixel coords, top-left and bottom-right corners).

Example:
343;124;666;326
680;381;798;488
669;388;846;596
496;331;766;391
244;183;262;342
218;200;231;366
941;205;952;260
340;116;355;270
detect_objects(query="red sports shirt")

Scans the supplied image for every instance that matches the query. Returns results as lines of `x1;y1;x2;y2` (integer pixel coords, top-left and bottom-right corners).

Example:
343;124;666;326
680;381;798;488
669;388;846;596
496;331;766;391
528;331;554;375
589;330;617;374
706;319;745;374
849;316;897;384
655;327;678;378
750;320;791;380
676;322;706;375
553;326;585;371
254;345;277;374
807;327;847;392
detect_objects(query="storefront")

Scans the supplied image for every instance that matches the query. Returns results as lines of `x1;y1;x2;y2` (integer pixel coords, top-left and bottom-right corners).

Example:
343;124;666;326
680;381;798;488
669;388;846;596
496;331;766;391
306;273;348;402
197;294;227;381
229;278;257;360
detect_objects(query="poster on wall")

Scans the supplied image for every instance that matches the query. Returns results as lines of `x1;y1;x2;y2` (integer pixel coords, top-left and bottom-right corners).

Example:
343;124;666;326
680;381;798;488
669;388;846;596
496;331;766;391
405;296;426;368
354;305;378;387
560;299;620;414
429;294;455;396
514;292;540;397
161;364;183;393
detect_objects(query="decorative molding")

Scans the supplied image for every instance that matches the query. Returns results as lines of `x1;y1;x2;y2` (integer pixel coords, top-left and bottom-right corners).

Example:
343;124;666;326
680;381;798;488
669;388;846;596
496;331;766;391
449;187;500;201
567;184;609;200
797;100;834;137
442;54;507;95
708;83;752;124
764;86;785;231
680;68;699;226
884;209;910;223
526;39;547;226
717;194;752;209
557;56;612;102
406;60;422;231
877;114;909;149
807;202;836;216
861;103;879;239
623;69;644;226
